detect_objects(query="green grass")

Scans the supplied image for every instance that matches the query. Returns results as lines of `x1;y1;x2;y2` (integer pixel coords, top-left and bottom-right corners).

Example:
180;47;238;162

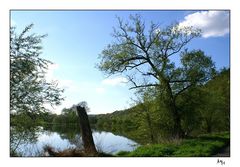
117;132;230;157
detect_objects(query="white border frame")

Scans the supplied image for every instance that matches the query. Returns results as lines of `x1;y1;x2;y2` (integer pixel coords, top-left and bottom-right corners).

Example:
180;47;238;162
1;1;239;167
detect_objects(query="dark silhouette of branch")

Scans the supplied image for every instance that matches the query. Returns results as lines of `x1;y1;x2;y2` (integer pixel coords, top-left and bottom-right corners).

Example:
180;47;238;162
129;84;159;90
174;84;194;98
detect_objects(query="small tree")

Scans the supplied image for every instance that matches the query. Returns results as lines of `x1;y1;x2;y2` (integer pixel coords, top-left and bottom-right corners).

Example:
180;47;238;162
134;88;157;143
98;15;216;138
10;24;64;114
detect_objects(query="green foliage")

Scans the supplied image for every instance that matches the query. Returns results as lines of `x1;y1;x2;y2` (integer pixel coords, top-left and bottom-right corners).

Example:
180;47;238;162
10;110;57;128
90;68;229;144
117;132;229;157
198;68;230;133
98;14;217;139
10;24;65;155
10;126;42;156
173;140;223;157
98;15;201;77
127;144;177;157
10;24;64;114
180;50;216;83
93;108;148;143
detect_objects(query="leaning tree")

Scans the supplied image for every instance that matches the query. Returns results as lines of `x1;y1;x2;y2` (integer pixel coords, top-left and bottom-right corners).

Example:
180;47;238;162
10;24;64;115
98;15;216;138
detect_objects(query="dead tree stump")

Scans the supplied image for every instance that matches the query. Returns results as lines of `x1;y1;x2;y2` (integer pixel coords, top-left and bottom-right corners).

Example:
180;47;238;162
76;105;98;156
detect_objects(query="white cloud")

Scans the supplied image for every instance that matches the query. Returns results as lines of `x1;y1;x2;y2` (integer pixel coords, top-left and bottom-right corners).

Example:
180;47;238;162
59;79;75;89
95;87;105;94
45;63;59;82
45;63;79;91
48;63;59;70
101;77;128;86
179;11;229;38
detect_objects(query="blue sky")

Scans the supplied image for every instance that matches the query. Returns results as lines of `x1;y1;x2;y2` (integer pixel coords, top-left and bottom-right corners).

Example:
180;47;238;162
11;10;230;114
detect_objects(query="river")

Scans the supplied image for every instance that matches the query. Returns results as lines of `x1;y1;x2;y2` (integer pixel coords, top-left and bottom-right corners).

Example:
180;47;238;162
10;126;139;156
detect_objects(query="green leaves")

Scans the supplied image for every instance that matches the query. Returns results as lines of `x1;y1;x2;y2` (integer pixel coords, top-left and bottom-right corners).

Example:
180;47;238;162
97;15;221;139
97;14;208;93
181;50;216;82
10;24;64;114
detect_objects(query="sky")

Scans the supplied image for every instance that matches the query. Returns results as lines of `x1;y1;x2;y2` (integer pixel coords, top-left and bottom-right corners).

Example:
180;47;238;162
11;10;230;115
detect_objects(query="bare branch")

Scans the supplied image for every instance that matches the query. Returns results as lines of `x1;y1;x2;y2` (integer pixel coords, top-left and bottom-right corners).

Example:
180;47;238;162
129;84;159;90
125;60;148;70
167;35;195;58
174;84;194;98
142;72;158;80
169;79;191;83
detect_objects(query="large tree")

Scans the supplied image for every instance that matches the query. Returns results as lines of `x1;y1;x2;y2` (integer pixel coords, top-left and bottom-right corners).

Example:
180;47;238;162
98;15;216;138
10;24;64;115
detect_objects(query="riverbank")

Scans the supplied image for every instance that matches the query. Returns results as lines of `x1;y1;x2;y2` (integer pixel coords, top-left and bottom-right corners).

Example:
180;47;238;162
40;131;229;157
116;132;230;157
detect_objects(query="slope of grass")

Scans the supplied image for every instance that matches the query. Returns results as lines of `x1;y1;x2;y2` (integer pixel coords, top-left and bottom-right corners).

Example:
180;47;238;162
117;132;230;157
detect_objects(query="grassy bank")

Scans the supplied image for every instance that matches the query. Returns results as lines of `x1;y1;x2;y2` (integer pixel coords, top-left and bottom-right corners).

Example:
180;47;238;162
117;132;230;157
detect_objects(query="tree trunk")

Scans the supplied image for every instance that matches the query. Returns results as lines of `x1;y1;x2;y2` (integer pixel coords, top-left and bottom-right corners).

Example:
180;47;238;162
206;119;212;133
76;106;98;156
164;80;184;139
172;111;183;139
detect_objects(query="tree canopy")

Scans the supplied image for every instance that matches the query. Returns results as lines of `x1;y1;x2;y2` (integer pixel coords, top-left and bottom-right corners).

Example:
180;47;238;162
98;15;215;91
10;24;64;114
98;15;216;138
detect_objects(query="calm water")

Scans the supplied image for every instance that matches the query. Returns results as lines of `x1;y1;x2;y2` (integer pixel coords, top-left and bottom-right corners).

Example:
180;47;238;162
11;127;139;156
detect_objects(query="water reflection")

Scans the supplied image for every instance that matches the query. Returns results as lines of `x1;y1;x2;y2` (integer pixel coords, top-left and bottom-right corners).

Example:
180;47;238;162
93;131;138;154
10;126;40;156
11;127;139;156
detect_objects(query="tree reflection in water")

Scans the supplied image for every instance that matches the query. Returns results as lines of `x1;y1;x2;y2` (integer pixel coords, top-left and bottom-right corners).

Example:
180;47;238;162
10;125;139;156
10;126;41;156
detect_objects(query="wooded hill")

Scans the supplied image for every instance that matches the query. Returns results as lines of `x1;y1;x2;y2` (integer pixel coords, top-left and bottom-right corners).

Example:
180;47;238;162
90;68;230;144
